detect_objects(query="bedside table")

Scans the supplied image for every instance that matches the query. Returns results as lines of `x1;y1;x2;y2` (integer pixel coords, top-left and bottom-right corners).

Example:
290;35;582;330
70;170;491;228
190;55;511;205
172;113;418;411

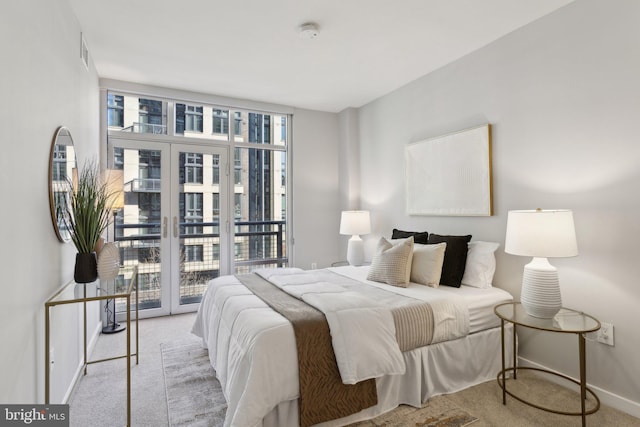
494;302;601;427
331;261;350;267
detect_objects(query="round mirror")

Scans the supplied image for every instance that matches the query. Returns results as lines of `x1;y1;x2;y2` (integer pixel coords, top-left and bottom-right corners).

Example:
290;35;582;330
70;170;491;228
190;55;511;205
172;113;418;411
48;126;77;243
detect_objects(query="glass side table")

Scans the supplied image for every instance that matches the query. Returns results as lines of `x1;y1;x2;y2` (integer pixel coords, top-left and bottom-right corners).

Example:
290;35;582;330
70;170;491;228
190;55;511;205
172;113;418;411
45;266;139;427
494;302;601;427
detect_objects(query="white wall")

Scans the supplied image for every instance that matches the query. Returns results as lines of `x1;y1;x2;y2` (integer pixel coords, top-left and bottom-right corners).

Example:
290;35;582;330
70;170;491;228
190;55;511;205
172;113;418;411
0;0;100;403
355;0;640;415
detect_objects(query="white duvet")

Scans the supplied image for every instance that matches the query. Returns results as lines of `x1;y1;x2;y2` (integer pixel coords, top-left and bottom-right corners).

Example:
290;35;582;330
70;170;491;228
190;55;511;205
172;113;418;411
191;266;471;427
257;268;408;384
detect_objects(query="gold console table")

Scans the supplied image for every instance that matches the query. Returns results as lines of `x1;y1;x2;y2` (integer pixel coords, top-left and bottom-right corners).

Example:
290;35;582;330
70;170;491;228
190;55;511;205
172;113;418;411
45;267;138;426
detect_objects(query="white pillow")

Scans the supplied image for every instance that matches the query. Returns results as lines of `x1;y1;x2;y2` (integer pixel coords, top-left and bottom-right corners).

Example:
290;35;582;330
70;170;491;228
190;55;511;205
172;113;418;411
367;237;414;287
461;241;500;288
410;243;447;287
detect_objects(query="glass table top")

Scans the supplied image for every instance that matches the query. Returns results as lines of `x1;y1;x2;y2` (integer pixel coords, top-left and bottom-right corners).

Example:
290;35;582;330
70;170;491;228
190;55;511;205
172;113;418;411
495;302;600;333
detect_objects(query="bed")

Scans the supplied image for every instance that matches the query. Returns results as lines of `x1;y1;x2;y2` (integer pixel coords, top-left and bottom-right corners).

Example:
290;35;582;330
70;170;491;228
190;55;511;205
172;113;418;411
192;236;515;427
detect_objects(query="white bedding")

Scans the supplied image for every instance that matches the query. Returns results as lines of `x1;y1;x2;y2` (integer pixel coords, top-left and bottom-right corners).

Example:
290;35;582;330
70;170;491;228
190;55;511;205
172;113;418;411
191;265;513;427
333;266;512;333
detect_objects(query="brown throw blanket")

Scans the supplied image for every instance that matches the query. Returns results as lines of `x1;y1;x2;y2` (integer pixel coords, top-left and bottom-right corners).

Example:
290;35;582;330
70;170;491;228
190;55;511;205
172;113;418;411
236;273;377;427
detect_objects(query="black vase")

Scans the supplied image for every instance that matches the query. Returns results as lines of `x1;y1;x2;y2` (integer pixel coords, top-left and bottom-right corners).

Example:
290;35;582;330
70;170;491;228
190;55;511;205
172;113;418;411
74;252;98;283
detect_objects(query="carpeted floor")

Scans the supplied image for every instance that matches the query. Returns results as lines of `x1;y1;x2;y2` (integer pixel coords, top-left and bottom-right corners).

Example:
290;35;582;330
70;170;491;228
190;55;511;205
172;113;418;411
69;313;640;426
161;340;226;427
348;398;478;427
161;340;479;427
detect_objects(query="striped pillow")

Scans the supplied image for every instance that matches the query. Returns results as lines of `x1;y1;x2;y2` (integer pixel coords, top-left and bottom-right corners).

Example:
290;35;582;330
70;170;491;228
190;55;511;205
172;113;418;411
367;237;414;287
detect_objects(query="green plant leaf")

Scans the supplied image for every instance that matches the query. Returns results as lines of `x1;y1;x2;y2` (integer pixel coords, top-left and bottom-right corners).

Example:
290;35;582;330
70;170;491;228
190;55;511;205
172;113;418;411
65;160;120;254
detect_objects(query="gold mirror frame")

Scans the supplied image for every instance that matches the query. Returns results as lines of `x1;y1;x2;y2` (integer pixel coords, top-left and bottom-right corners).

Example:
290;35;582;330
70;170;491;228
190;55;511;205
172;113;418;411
48;126;77;243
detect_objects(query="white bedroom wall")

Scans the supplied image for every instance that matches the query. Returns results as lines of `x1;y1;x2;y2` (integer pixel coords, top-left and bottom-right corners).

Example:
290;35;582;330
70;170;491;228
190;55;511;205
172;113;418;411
0;1;100;404
355;0;640;415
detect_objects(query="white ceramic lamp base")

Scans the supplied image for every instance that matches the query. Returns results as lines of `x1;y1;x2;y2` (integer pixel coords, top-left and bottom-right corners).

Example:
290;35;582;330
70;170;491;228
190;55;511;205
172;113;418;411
346;235;364;266
520;257;562;319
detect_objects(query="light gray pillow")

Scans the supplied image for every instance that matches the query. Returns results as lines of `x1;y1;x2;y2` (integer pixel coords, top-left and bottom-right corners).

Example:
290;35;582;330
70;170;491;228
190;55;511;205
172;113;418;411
367;236;414;287
411;242;447;287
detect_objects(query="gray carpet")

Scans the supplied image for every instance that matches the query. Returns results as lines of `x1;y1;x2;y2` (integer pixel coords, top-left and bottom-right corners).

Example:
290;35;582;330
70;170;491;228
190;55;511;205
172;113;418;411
162;338;640;427
348;398;478;426
161;341;480;427
161;340;227;427
70;314;640;427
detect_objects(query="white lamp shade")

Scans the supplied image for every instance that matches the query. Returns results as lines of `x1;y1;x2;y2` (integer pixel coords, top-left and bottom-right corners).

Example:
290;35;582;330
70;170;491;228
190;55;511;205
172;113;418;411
97;242;120;280
339;211;371;236
505;209;578;258
105;169;125;210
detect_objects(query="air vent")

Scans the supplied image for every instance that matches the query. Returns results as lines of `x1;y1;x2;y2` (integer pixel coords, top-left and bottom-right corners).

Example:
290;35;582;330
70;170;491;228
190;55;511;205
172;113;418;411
80;33;89;70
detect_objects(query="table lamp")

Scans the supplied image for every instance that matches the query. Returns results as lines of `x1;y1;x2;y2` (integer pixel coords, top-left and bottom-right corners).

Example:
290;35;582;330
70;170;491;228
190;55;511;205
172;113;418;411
340;210;371;266
505;209;578;318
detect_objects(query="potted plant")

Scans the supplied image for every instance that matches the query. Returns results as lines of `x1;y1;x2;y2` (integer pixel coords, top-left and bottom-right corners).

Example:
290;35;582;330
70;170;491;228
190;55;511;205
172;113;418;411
66;161;117;283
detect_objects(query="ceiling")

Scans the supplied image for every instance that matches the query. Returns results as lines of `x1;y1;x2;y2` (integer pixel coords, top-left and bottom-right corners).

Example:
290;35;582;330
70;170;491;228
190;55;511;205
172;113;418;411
68;0;573;113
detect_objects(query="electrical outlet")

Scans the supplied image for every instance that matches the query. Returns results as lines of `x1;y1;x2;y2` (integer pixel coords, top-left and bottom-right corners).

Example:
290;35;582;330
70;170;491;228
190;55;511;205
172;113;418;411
311;262;317;270
597;322;614;346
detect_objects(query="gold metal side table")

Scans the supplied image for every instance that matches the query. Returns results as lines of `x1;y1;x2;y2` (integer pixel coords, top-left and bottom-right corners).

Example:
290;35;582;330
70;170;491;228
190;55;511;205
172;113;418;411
494;302;601;427
45;267;138;426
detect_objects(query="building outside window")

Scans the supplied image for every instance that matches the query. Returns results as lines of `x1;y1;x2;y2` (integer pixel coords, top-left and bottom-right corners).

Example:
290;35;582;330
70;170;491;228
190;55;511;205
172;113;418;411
249;113;270;144
234;148;242;185
212;109;229;136
176;103;203;134
139;98;164;133
139;150;161;180
107;93;124;128
181;192;203;235
185;105;203;132
212;193;220;220
184;245;204;262
234;112;242;136
234;193;242;219
138;193;161;234
182;153;203;184
114;147;124;169
212;156;220;185
52;144;67;181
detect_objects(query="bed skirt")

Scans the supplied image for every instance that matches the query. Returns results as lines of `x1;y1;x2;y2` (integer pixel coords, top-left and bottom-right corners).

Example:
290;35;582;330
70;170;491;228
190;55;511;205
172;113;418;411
259;324;515;427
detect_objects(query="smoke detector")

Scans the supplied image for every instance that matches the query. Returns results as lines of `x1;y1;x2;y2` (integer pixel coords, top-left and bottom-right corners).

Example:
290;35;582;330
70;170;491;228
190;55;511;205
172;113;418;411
299;23;319;39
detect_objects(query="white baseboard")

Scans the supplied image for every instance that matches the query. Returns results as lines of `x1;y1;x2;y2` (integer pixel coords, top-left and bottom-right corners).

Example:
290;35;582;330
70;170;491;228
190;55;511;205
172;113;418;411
518;356;640;419
61;320;102;404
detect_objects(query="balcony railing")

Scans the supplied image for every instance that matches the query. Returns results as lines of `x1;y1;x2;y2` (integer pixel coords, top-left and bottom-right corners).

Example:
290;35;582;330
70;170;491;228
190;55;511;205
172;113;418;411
124;178;161;193
113;219;287;309
120;122;167;134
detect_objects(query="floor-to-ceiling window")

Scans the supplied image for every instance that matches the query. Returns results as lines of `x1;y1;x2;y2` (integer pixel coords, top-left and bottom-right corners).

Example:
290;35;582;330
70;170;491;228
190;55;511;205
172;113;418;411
105;90;290;316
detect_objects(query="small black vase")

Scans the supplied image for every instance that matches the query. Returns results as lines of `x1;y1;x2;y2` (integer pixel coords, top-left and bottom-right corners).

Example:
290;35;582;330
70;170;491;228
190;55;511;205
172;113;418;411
74;252;98;283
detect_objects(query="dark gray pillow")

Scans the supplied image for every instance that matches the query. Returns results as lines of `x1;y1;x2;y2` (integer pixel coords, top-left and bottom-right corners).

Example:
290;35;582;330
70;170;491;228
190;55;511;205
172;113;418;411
427;233;472;287
391;228;429;244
